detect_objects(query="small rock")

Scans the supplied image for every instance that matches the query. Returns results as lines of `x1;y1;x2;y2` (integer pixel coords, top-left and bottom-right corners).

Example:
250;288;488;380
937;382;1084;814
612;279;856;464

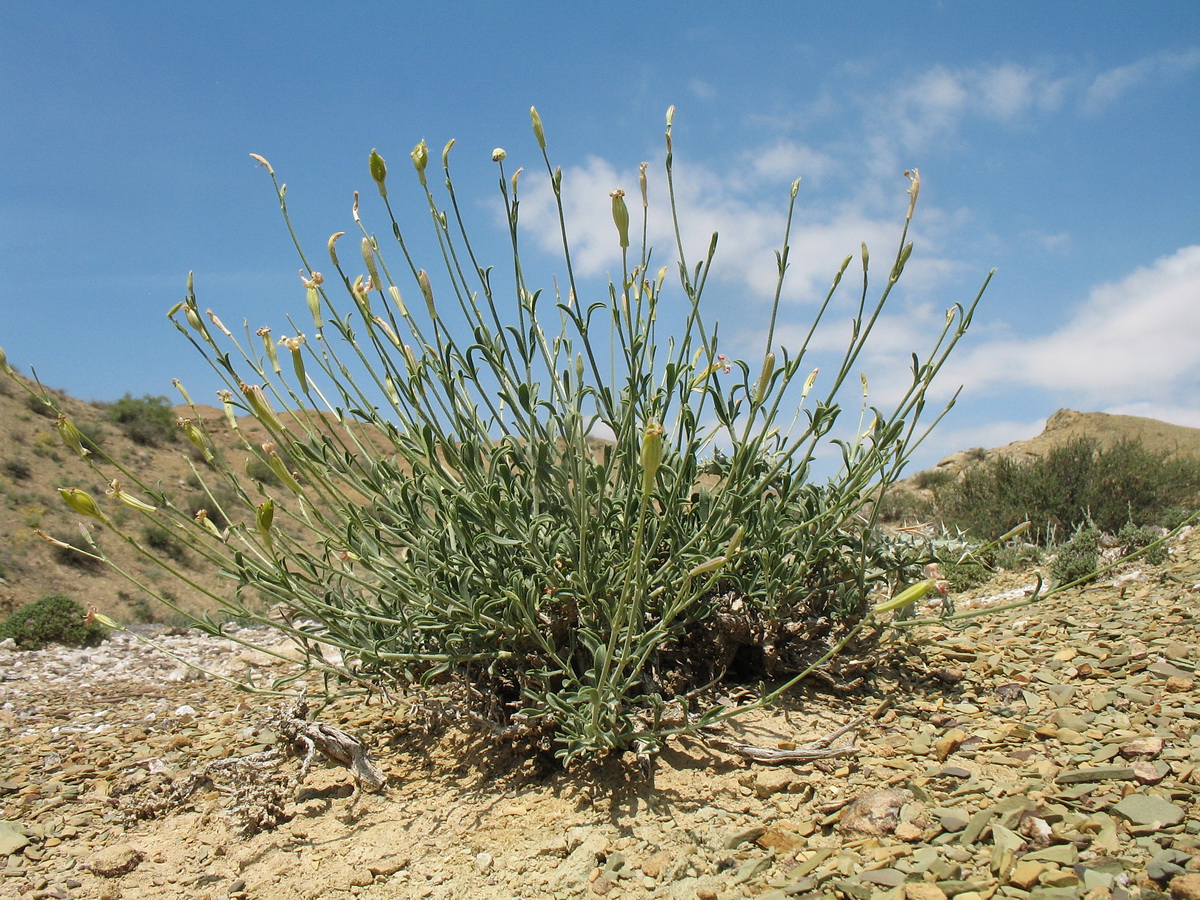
895;821;925;842
1131;761;1167;785
934;728;968;762
1111;793;1185;828
861;868;906;887
1009;861;1048;889
1171;873;1200;900
638;850;673;880
906;885;949;900
1120;737;1165;759
87;844;144;877
0;821;29;856
755;770;794;797
839;788;913;835
1165;677;1195;693
474;851;494;874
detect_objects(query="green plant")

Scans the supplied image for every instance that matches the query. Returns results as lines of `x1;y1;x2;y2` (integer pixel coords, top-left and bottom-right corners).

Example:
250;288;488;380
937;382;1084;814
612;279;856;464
9;111;991;764
106;393;177;447
937;437;1200;542
1049;525;1100;587
1115;522;1166;566
913;468;954;490
2;458;32;481
0;594;108;650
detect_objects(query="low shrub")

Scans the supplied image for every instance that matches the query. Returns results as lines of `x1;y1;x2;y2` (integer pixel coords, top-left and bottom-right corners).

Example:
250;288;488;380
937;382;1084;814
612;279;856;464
106;393;177;447
2;458;31;481
936;437;1200;543
0;594;108;650
1049;526;1100;587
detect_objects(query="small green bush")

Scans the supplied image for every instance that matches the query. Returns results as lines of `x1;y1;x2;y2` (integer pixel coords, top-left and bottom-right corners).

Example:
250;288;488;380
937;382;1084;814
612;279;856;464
2;458;31;481
913;468;954;490
0;594;108;650
106;393;177;447
1049;526;1100;587
937;437;1200;543
1115;522;1167;565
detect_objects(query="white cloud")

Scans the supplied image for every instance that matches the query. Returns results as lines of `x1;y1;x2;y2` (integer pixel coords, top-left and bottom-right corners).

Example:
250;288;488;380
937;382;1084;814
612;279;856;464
946;245;1200;408
1083;48;1200;113
688;78;716;100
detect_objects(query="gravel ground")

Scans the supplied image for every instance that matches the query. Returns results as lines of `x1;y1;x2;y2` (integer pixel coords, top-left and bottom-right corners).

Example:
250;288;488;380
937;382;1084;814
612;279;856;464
1;533;1199;900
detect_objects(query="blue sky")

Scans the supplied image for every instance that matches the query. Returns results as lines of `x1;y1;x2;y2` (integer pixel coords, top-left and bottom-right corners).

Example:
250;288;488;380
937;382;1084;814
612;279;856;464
2;2;1198;471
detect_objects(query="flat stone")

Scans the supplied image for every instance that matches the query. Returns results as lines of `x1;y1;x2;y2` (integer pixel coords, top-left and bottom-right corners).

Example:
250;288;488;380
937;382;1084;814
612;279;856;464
1111;793;1185;828
1009;860;1048;890
1055;766;1136;784
860;868;907;887
0;821;28;856
1120;737;1165;759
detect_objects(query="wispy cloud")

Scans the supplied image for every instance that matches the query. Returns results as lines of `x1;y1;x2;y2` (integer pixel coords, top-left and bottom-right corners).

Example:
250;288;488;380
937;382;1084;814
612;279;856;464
946;244;1200;408
1083;48;1200;114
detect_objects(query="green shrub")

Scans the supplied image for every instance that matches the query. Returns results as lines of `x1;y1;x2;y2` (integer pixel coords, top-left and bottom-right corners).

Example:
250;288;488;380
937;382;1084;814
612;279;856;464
937;437;1200;543
16;112;990;764
2;458;31;481
106;393;177;447
0;594;108;650
1049;526;1100;587
1115;522;1166;566
913;468;954;490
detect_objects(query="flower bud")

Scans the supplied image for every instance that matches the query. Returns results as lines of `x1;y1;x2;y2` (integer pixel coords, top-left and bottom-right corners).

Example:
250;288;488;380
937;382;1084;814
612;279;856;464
388;285;407;317
175;417;213;463
106;479;158;513
441;138;455;171
194;508;223;539
640;420;664;499
256;498;275;550
239;383;284;432
417;270;436;318
369;149;388;198
279;335;307;386
411;140;429;185
55;415;91;458
753;352;776;405
249;153;275;175
530;106;546;149
59;488;110;525
610;189;630;250
172;378;193;406
216;389;240;432
362;237;381;287
492;147;506;162
0;345;10;375
261;442;303;493
257;327;281;374
639;162;649;208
